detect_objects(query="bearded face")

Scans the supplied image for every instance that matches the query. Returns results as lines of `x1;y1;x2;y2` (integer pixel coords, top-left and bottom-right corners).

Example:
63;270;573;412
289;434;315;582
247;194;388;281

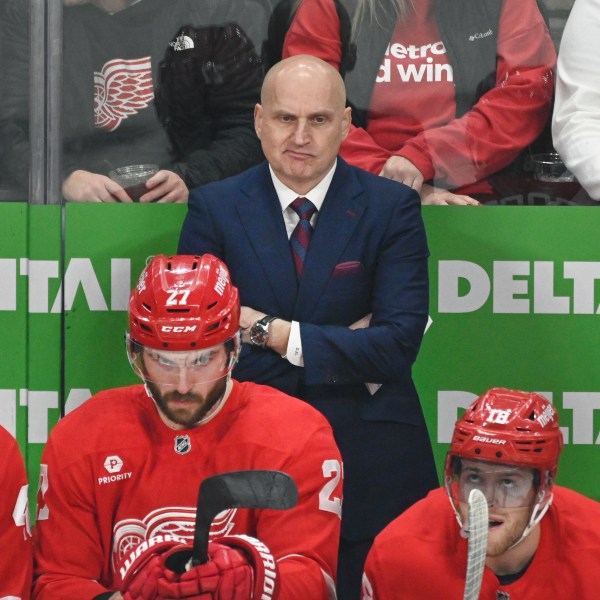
138;345;233;429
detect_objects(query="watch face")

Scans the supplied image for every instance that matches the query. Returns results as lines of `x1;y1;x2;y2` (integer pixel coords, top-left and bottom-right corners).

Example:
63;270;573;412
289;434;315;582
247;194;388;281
250;316;273;348
250;323;268;347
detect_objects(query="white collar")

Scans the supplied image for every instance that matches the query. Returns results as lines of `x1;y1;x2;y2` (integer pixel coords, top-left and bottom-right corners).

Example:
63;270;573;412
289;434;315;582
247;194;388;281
269;161;337;213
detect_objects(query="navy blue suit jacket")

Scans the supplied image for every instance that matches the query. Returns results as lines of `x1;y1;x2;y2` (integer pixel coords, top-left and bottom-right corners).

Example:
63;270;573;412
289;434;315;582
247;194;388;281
178;158;438;540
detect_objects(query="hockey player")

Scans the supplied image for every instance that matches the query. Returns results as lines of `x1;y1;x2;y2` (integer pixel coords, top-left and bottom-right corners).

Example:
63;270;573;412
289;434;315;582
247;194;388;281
33;254;343;600
0;424;32;599
361;387;600;599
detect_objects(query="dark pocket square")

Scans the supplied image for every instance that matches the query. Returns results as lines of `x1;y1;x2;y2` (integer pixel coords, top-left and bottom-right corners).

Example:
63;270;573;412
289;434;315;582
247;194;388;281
332;261;363;277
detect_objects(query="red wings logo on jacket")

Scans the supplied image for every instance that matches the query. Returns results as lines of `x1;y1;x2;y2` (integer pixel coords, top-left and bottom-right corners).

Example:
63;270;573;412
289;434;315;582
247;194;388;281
111;507;237;570
94;56;154;132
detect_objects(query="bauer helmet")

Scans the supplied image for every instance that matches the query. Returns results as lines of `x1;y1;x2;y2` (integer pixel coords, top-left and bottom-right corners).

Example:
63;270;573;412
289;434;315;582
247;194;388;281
445;388;563;538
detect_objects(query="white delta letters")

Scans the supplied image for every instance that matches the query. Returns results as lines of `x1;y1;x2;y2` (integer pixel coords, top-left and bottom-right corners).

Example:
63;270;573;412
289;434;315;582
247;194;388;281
437;391;600;445
0;388;92;444
438;260;600;314
0;257;130;312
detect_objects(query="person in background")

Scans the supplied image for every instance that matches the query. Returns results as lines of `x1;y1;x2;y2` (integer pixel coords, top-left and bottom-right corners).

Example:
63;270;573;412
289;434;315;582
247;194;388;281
0;0;273;202
361;387;600;599
283;0;557;205
0;423;32;599
178;55;438;600
552;0;600;202
33;254;342;599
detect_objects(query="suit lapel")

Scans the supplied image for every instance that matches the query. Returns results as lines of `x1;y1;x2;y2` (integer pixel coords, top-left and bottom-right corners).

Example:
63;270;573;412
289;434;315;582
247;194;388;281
294;159;367;318
235;163;299;313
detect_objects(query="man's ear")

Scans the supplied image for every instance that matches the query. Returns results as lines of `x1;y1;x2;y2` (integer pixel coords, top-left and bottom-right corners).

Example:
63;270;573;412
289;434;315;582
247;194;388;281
341;106;352;141
254;103;263;140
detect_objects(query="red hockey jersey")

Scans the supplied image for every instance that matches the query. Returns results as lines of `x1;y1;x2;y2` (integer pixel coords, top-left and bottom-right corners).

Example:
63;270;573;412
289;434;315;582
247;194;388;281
33;381;343;599
0;425;32;599
362;486;600;599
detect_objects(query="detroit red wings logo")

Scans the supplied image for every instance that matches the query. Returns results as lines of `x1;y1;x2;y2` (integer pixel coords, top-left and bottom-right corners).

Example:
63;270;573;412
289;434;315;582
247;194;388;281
111;507;238;569
94;56;154;131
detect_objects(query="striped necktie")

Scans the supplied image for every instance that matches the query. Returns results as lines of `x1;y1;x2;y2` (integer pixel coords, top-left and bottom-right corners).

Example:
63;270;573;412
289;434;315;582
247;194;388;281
289;196;317;277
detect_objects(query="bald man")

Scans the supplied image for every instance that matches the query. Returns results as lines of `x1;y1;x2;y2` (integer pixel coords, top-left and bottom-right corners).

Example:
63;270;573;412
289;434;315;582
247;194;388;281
179;55;438;600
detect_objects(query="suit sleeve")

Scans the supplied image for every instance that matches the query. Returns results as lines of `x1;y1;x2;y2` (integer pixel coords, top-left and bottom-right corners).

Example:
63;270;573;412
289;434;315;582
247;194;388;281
552;0;600;201
301;190;428;386
33;438;113;599
178;187;224;255
0;428;32;599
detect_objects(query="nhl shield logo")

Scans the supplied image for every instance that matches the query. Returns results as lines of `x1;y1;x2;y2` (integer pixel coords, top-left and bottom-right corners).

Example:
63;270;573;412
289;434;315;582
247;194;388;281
174;435;191;455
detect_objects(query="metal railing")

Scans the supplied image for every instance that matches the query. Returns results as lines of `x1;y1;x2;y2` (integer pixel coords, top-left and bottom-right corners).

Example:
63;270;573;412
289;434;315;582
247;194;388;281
29;0;62;205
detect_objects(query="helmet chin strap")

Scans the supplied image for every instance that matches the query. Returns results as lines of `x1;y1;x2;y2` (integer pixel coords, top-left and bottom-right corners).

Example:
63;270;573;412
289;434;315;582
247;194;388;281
507;490;553;550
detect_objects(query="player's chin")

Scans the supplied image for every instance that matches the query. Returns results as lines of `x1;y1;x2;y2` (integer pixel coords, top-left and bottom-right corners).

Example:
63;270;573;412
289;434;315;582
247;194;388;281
161;396;203;420
486;529;508;553
165;399;196;417
486;524;520;555
486;536;517;557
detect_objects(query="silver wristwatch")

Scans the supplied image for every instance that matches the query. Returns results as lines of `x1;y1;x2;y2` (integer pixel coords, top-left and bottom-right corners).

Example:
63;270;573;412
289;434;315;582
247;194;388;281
249;315;277;349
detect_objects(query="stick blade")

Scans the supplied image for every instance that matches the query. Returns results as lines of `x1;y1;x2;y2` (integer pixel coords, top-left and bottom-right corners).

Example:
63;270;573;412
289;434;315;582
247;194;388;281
463;488;489;600
193;470;298;566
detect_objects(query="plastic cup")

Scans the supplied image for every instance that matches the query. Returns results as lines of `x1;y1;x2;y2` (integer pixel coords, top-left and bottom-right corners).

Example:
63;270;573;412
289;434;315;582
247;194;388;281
530;153;581;202
532;153;574;183
108;164;159;202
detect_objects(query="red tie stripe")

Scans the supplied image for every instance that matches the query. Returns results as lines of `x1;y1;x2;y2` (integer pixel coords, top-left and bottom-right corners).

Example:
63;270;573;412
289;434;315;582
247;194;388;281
289;196;317;277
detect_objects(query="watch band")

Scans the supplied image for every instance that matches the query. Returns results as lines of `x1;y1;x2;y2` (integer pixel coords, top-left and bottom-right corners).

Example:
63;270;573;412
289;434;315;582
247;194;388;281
249;315;277;349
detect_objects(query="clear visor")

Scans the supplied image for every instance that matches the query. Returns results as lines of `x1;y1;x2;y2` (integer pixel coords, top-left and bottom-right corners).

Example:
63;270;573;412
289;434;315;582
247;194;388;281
126;332;240;386
448;458;537;509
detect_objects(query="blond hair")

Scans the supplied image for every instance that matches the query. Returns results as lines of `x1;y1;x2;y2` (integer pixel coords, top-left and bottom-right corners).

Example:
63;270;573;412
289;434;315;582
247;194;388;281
353;0;414;32
290;0;415;42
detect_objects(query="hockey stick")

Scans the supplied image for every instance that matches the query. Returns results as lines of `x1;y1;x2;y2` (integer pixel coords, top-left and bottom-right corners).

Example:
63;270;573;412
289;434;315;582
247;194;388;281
463;488;489;600
182;470;298;569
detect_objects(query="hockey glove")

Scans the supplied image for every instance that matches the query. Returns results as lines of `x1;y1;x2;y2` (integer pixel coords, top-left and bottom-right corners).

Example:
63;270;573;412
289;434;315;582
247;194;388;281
157;534;280;600
118;535;185;600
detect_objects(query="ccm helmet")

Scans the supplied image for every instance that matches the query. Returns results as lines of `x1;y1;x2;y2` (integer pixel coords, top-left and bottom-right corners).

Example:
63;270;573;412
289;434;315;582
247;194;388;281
129;254;240;351
127;255;241;385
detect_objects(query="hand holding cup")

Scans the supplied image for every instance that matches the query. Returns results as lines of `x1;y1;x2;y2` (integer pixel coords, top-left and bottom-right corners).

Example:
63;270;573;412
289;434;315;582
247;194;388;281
108;164;159;202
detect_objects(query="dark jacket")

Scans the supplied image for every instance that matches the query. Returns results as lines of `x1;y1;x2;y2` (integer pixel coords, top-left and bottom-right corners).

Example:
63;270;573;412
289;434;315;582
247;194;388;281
179;158;439;541
0;0;275;193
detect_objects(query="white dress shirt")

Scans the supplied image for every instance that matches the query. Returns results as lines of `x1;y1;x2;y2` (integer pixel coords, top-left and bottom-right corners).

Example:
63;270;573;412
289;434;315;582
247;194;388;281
268;162;336;367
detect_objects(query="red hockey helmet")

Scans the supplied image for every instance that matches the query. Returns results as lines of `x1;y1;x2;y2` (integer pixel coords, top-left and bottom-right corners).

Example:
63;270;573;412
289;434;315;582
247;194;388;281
128;254;240;351
446;388;563;475
445;388;564;538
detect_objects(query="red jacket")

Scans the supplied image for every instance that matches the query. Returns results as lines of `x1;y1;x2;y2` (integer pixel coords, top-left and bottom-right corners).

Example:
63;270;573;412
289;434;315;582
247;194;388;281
362;486;600;599
33;382;342;599
284;0;556;196
0;425;32;599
